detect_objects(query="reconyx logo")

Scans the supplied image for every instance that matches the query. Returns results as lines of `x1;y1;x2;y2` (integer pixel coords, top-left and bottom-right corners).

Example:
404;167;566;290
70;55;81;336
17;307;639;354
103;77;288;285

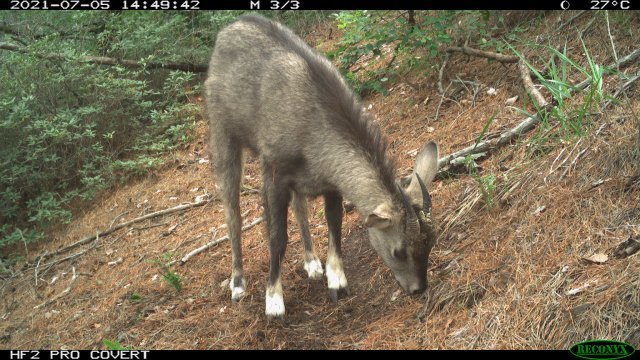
570;340;636;360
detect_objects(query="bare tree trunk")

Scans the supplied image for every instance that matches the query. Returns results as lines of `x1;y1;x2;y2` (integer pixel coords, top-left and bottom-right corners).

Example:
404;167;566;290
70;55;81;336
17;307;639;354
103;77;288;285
408;11;415;25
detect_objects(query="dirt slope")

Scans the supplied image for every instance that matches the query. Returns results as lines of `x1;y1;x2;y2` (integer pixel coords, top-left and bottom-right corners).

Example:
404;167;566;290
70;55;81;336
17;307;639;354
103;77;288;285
1;11;639;349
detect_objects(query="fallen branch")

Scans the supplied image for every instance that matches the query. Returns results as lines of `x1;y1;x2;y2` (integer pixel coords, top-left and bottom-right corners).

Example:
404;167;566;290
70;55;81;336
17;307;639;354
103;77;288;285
518;60;548;108
38;234;100;271
434;82;453;122
0;42;208;73
38;200;211;263
605;11;619;68
107;257;123;266
436;47;640;171
557;10;587;31
177;216;264;266
34;250;47;289
170;232;209;254
445;45;519;63
447;44;547;108
241;188;260;196
34;267;77;309
437;113;541;169
603;73;640;110
161;219;185;237
612;236;640;259
445;45;549;118
109;210;131;228
615;47;640;69
129;221;169;232
438;54;449;95
581;16;597;37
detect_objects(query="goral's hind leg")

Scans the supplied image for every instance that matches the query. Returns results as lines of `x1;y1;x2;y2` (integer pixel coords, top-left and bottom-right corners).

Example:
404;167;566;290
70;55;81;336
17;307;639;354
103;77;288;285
324;191;349;302
291;191;323;280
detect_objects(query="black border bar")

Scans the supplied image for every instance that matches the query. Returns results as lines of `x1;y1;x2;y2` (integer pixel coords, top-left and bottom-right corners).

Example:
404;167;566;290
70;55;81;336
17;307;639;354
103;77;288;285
2;0;637;10
0;350;576;358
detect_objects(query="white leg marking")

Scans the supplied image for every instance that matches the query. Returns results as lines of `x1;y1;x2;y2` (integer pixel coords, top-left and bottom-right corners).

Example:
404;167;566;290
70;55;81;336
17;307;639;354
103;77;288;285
230;277;247;301
265;282;285;317
325;256;348;290
304;257;324;280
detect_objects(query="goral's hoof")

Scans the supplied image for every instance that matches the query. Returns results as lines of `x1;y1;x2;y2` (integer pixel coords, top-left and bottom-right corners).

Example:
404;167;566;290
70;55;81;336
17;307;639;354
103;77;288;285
230;277;247;302
304;258;324;280
265;291;285;318
328;287;351;303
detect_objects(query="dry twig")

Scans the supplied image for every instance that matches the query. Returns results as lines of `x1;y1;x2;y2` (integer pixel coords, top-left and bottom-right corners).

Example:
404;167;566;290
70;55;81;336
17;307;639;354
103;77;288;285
177;216;264;265
170;230;214;253
603;73;640;110
561;147;589;179
34;267;78;309
557;11;587;31
581;16;597;37
37;234;100;272
0;42;207;72
433;82;453;122
109;210;131;228
436;47;640;172
546;139;583;181
38;200;210;262
130;221;169;232
518;60;548;108
34;250;47;290
605;11;619;68
438;54;450;95
445;45;519;63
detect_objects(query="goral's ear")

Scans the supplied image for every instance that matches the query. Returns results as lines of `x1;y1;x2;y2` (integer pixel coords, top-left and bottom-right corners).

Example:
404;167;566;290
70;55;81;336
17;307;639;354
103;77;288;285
414;141;439;186
406;141;439;207
364;203;393;229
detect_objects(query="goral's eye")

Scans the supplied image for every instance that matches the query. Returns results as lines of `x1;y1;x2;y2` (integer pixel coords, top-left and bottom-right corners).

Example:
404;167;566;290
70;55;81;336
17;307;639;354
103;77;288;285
393;247;408;261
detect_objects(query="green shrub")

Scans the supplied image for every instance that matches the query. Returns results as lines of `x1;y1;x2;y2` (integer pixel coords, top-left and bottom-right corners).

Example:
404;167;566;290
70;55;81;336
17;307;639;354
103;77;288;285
330;11;462;95
0;12;214;251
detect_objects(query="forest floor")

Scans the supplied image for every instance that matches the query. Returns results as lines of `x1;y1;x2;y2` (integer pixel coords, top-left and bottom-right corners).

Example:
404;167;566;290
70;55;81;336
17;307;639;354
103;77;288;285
1;11;639;349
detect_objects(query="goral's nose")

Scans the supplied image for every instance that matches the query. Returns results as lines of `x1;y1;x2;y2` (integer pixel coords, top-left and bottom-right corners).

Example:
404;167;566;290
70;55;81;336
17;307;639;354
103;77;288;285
408;283;426;295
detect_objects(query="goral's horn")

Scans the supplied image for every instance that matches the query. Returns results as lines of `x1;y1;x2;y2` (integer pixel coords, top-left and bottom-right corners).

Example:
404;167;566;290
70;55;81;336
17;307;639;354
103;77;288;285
415;174;432;214
398;184;420;237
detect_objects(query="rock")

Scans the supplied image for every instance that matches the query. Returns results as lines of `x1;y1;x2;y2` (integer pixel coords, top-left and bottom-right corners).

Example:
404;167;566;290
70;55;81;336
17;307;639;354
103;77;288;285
505;95;519;105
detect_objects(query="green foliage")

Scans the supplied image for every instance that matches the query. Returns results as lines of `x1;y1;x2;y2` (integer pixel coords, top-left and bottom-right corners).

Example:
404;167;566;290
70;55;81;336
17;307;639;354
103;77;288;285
103;339;131;350
511;40;606;143
464;155;496;210
0;258;13;275
465;112;498;210
149;252;182;292
474;110;497;149
478;173;496;209
0;12;214;251
129;293;142;302
162;270;182;292
330;11;519;95
330;11;455;95
0;227;42;249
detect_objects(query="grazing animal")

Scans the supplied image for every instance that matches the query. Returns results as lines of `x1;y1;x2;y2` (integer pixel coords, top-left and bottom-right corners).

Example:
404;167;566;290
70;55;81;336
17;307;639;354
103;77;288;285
205;14;439;317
